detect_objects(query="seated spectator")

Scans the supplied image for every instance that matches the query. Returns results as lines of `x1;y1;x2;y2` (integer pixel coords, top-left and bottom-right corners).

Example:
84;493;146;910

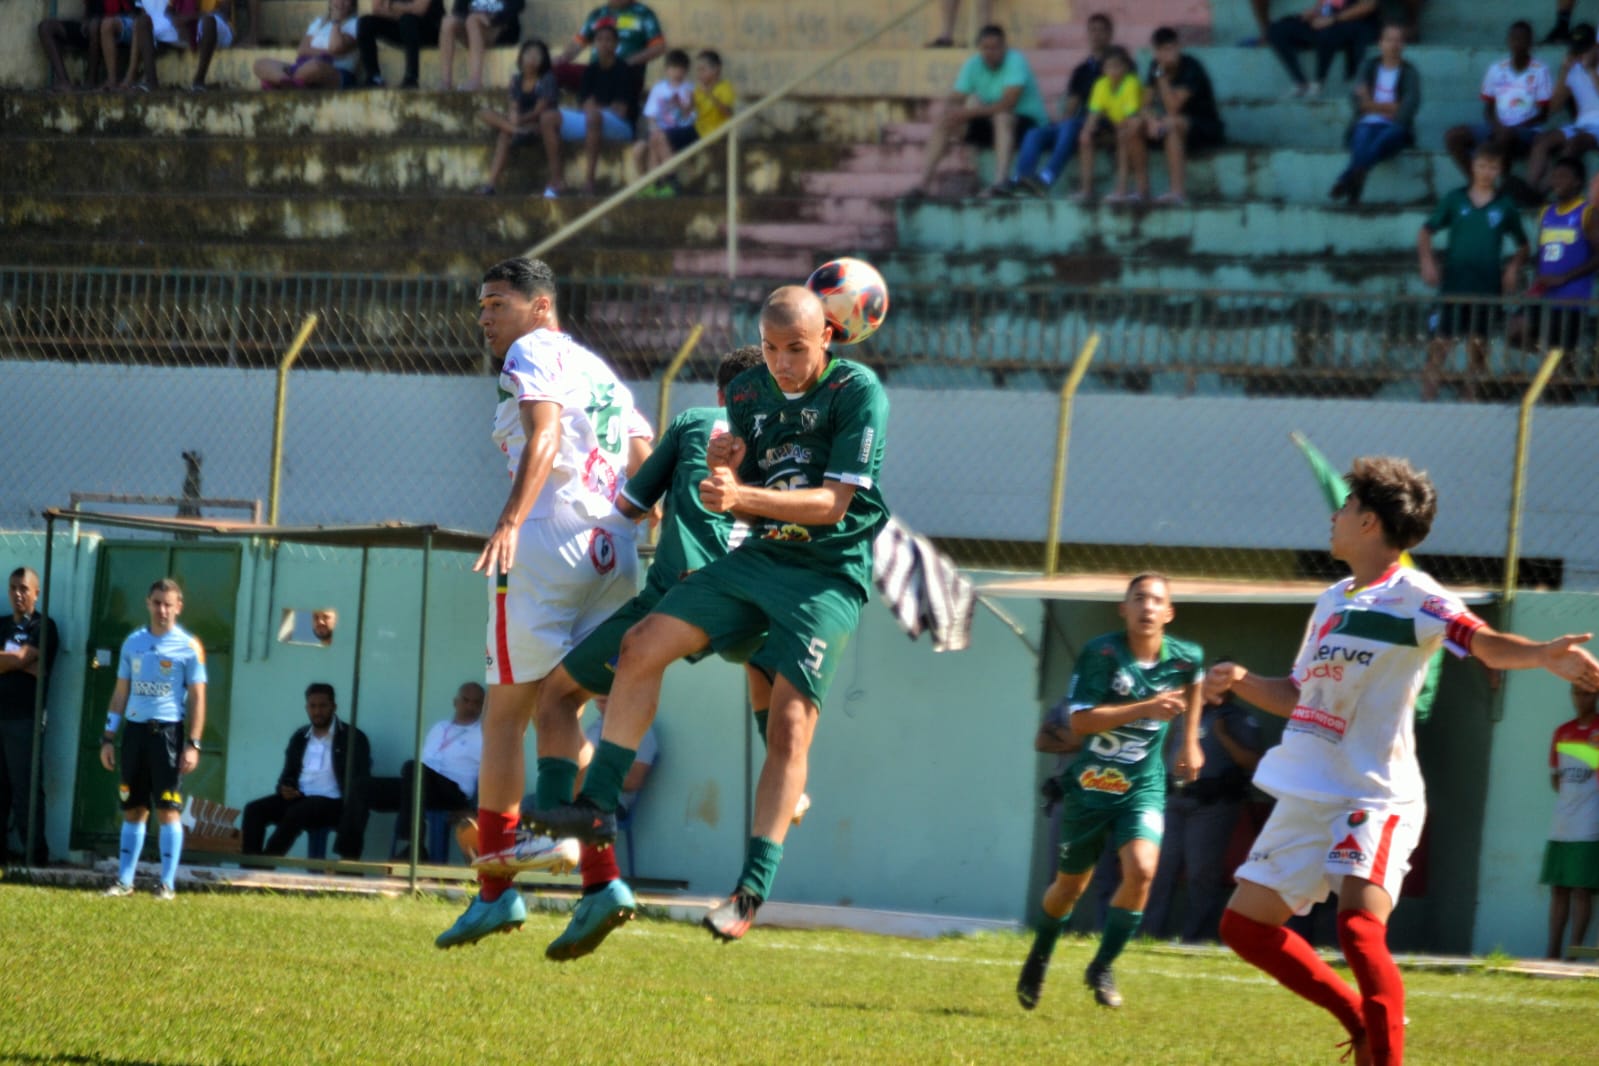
392;682;484;860
37;0;110;91
1546;0;1580;43
1000;10;1113;197
1418;143;1530;401
254;0;359;89
1329;23;1419;205
1136;26;1224;205
927;0;993;48
635;49;695;195
356;0;444;89
175;0;236;91
1510;156;1599;357
1527;25;1599;195
241;682;372;860
909;24;1047;200
474;38;557;195
578;698;655;819
437;0;522;91
690;50;734;141
1444;21;1552;199
1267;0;1380;99
100;0;182;91
538;19;637;198
554;0;666;96
1071;45;1141;203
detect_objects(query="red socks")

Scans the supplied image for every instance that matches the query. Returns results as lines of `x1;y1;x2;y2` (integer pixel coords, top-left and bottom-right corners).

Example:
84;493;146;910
475;809;519;902
580;842;621;890
1220;908;1365;1040
1338;909;1405;1066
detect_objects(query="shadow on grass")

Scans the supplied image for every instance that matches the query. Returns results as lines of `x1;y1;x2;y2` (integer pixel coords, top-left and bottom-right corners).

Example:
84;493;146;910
0;1053;241;1066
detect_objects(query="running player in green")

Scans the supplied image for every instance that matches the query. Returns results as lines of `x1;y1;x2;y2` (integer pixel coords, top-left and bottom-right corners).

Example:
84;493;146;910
1017;572;1203;1010
474;344;769;960
530;285;890;945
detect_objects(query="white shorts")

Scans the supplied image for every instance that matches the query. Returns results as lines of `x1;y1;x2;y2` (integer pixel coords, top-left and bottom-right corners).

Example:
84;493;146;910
485;508;638;686
1234;795;1424;915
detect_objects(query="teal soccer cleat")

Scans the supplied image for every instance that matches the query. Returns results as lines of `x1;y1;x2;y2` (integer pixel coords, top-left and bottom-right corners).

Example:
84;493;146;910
545;879;637;961
435;890;528;950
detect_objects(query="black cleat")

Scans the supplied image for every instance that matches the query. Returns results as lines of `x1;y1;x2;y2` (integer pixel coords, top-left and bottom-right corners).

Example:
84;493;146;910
524;797;617;845
1085;962;1123;1009
1017;951;1049;1010
702;889;760;942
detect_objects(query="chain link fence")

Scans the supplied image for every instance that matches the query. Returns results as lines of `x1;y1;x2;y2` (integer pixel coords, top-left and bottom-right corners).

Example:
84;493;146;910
4;267;1598;588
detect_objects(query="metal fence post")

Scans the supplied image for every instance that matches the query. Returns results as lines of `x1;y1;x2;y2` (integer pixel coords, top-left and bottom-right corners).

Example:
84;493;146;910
267;314;320;526
1503;346;1567;603
1043;334;1100;576
727;125;739;280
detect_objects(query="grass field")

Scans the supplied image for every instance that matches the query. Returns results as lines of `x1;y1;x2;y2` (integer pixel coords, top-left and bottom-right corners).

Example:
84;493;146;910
1;882;1594;1066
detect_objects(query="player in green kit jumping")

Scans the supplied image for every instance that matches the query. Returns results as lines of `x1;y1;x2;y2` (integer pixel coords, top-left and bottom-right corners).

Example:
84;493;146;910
1017;572;1203;1010
529;285;891;945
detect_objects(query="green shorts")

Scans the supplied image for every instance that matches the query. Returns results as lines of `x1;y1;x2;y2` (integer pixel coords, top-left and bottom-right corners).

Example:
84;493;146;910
652;547;864;708
1056;796;1166;875
1541;839;1599;889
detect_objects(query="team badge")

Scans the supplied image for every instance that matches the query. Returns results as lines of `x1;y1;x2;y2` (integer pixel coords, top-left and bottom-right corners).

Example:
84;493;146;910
799;408;819;432
1110;670;1133;696
589;528;617;575
1348;810;1368;827
751;414;768;439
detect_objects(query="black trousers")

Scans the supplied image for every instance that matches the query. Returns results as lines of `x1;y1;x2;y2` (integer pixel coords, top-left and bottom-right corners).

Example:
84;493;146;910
393;760;472;843
242;793;344;856
356;10;442;86
0;719;47;864
1268;17;1376;84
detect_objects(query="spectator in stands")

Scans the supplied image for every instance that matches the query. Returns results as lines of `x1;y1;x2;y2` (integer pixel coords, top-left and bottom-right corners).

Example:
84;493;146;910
0;568;60;866
1329;23;1420;205
474;38;557;195
1543;683;1599;959
635;49;695;194
1546;0;1581;43
1511;156;1599;358
1526;25;1599;196
1144;691;1264;943
1000;10;1114;197
577;698;655;821
928;0;993;48
100;0;182;91
539;19;637;198
241;682;372;860
1136;26;1225;206
37;0;108;91
691;50;734;140
1266;0;1380;99
1418;143;1530;401
253;0;360;89
392;682;484;861
437;0;522;92
554;0;666;96
909;24;1047;200
1444;21;1551;200
356;0;444;89
175;0;236;91
1071;45;1141;204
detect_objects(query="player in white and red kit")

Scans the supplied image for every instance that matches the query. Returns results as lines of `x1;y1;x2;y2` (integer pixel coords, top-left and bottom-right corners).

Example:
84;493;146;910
436;256;643;949
1205;456;1599;1066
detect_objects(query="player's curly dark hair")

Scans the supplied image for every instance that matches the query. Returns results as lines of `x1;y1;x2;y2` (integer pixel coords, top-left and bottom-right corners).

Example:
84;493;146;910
482;257;556;300
717;345;765;390
1345;456;1436;550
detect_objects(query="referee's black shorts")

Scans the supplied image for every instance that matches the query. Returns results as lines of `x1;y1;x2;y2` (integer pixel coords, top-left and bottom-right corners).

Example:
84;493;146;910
119;720;185;812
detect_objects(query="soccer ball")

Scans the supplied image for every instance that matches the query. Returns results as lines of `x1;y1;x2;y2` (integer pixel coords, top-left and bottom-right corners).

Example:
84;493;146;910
805;257;889;345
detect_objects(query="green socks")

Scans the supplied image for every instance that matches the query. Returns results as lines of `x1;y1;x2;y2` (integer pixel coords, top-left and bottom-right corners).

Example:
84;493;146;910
753;709;769;746
1092;907;1143;969
535;756;579;810
1030;910;1073;960
736;836;784;901
578;740;636;813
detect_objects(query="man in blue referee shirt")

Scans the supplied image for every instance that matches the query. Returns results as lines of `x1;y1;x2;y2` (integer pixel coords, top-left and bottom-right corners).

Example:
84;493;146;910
99;578;207;900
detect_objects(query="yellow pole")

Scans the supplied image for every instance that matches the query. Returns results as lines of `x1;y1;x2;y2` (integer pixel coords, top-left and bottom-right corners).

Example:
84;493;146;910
1044;334;1101;575
1503;346;1566;603
656;323;707;439
268;314;319;526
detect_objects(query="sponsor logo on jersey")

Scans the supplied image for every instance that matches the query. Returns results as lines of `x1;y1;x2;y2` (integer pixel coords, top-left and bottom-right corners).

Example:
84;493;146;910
857;427;874;464
1328;834;1366;865
762;523;811;543
1078;767;1132;794
1419;596;1457;622
1287;704;1348;742
731;388;756;404
1348;811;1368;827
758;443;813;471
1314;645;1374;666
132;681;174;698
588;528;618;575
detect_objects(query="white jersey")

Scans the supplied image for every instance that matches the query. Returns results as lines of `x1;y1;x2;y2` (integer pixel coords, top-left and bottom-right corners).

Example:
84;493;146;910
493;328;636;522
1480;56;1552;127
1254;565;1484;808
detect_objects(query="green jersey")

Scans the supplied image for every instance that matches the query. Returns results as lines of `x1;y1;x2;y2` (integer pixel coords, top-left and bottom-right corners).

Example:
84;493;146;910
1424;186;1529;296
725;357;890;598
620;407;739;595
1061;632;1204;809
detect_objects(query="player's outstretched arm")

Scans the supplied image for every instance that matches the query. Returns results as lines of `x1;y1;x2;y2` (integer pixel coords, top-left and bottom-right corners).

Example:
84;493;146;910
1470;627;1599;688
1071;690;1187;736
1206;662;1299;718
475;400;561;575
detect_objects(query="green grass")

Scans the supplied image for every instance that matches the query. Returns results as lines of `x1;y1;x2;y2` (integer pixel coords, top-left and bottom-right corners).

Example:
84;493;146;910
0;883;1593;1065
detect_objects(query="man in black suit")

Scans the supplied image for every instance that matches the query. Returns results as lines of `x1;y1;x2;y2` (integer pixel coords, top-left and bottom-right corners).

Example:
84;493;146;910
242;682;371;859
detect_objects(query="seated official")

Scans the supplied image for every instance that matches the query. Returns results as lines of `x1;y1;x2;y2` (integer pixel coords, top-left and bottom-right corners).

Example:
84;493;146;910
242;682;371;860
393;681;484;860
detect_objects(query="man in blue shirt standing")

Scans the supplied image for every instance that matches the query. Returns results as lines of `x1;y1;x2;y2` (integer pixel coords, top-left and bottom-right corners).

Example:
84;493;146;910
99;578;207;900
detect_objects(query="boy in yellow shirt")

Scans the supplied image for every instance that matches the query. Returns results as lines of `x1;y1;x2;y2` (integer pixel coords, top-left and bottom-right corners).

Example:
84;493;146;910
1074;46;1141;203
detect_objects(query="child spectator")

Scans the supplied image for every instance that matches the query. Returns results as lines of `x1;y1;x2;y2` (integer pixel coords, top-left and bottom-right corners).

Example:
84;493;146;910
176;0;236;91
691;48;734;139
538;19;637;198
1073;46;1141;204
1542;684;1599;960
38;0;112;91
356;0;444;89
1444;21;1552;199
100;0;182;91
634;49;695;196
438;0;523;92
253;0;360;89
1512;156;1599;358
1267;0;1381;98
1329;23;1420;205
1527;25;1599;195
474;39;557;195
1136;26;1224;205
